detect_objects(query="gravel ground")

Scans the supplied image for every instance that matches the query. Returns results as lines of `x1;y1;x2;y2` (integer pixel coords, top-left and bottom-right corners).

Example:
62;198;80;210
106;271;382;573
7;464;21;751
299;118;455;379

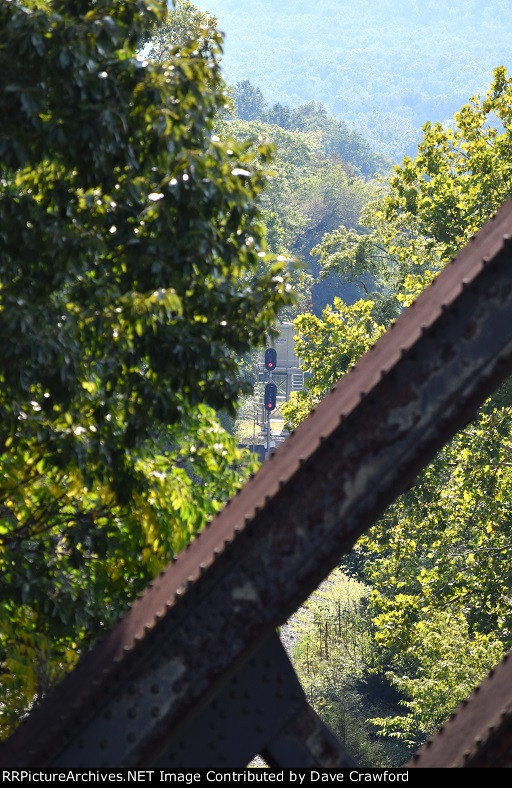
279;621;298;658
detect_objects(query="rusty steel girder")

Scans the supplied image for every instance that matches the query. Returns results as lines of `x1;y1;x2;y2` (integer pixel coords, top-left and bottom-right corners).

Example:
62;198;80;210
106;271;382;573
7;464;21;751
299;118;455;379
2;200;512;768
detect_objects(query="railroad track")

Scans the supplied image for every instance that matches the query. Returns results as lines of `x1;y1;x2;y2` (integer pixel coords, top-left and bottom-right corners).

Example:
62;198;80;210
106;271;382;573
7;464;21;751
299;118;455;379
2;200;512;768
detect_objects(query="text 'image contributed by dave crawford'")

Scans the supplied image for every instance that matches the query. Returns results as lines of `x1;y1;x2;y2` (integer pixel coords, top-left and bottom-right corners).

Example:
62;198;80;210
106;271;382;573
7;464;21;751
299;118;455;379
2;770;412;784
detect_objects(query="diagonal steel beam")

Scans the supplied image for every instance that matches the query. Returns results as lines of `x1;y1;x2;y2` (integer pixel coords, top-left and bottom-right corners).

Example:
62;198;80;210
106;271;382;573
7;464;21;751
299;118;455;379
2;200;512;767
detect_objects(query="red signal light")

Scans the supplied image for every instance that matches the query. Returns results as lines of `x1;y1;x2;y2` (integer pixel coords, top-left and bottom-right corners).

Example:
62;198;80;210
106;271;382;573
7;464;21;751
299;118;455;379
264;348;277;371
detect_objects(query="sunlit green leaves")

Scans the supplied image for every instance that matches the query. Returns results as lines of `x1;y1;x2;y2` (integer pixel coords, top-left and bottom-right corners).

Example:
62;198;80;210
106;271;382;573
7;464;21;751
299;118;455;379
282;298;385;429
369;611;503;748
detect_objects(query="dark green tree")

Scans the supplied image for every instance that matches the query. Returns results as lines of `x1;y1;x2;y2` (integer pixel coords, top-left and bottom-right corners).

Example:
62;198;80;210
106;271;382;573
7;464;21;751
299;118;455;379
0;0;292;734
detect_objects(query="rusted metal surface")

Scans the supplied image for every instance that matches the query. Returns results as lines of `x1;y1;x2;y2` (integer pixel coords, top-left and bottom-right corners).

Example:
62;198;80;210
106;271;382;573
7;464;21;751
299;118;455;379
408;652;512;768
2;200;512;767
49;632;354;768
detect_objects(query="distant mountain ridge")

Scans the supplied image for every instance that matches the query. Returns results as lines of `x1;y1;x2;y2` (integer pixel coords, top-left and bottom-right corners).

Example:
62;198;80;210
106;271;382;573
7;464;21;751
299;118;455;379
196;0;512;159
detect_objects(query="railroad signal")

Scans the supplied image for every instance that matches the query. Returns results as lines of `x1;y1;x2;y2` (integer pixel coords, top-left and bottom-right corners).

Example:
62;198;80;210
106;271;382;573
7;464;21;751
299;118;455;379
264;382;277;411
264;348;277;371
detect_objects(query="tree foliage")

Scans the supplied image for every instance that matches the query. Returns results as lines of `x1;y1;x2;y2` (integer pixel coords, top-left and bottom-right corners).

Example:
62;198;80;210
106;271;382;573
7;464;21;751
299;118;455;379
225;115;379;317
313;67;512;315
282;299;385;427
0;0;292;734
231;85;390;178
144;0;218;59
284;69;512;747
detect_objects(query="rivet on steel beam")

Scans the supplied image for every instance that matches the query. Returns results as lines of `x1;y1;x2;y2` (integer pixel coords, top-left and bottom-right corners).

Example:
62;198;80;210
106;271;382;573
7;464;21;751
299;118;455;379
463;752;471;762
502;234;512;247
475;738;483;748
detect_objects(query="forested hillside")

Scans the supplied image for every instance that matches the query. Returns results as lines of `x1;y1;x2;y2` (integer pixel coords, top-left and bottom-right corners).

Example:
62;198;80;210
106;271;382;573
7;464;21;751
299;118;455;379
197;0;512;158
